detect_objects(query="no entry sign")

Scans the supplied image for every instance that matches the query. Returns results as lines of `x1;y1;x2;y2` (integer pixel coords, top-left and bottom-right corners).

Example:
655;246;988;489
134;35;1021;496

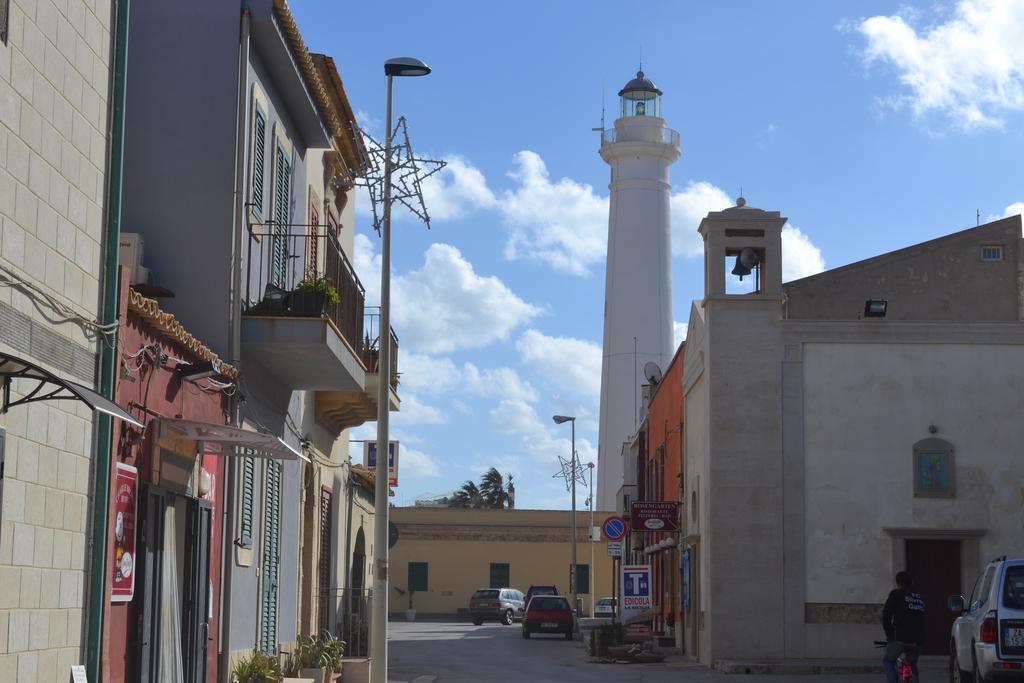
602;515;627;541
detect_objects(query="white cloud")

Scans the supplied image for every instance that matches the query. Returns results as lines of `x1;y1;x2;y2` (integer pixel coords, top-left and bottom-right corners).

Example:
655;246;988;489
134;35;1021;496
1004;202;1024;217
463;364;537;403
515;329;602;399
673;321;688;346
354;236;541;354
857;0;1024;129
392;394;447;427
491;398;542;435
399;446;441;478
670;181;734;257
781;224;827;281
499;151;609;276
418;156;497;222
398;352;461;395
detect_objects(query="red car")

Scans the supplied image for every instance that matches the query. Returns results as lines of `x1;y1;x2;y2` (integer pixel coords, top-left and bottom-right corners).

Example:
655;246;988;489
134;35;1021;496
521;595;575;640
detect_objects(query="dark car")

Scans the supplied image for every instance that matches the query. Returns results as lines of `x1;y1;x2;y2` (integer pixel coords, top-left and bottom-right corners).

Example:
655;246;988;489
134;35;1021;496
469;588;525;625
525;585;559;610
522;595;575;640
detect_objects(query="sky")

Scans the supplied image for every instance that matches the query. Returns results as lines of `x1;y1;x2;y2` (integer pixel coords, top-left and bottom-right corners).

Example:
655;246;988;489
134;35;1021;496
290;0;1024;510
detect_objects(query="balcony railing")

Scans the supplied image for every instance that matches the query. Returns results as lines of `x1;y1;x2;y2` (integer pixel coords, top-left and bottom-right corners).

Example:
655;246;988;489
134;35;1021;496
363;308;399;388
245;227;374;363
601;126;680;148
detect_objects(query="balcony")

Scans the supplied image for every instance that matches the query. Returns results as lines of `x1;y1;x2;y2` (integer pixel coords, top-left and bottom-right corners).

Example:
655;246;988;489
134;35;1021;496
242;227;368;392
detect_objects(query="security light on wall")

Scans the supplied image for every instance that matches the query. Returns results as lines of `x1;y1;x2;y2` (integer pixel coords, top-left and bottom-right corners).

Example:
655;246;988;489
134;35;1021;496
176;359;222;381
863;299;888;318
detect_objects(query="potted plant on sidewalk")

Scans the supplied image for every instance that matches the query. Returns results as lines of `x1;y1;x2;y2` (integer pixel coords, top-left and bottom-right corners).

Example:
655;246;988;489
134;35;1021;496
289;276;340;316
394;586;417;622
231;649;282;682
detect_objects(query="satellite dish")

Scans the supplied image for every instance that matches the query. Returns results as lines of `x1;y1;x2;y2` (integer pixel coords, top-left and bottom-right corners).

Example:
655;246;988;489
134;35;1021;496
731;247;761;280
643;361;663;384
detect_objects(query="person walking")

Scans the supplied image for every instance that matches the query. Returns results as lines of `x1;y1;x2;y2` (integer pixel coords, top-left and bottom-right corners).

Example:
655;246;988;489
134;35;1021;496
882;571;926;683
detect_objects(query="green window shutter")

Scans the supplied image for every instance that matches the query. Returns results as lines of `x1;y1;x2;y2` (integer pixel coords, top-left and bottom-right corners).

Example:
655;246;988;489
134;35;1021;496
489;563;510;588
260;460;283;654
239;454;255;548
575;564;590;595
408;562;428;592
251;107;267;220
271;144;291;287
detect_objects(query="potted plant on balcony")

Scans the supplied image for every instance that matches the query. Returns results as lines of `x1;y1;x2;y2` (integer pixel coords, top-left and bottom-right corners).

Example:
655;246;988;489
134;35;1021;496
289;276;340;316
231;649;282;682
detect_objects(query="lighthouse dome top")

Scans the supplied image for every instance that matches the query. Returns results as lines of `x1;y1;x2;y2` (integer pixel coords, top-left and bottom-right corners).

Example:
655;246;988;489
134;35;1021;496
618;70;662;118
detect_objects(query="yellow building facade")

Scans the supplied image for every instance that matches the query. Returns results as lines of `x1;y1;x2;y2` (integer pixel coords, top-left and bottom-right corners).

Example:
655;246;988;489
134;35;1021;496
389;507;618;617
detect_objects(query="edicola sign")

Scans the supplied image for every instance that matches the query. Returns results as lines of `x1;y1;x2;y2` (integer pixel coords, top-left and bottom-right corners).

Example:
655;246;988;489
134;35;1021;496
621;564;653;636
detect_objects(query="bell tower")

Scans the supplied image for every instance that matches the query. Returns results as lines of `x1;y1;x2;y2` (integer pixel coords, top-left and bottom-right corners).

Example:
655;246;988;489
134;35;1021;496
596;70;680;510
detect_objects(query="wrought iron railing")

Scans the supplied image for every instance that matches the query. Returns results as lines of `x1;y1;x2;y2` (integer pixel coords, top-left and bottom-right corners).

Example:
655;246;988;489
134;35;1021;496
246;228;398;374
601;126;680;147
363;308;399;388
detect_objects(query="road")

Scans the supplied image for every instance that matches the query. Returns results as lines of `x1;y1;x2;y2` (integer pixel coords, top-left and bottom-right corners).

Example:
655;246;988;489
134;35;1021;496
386;621;940;683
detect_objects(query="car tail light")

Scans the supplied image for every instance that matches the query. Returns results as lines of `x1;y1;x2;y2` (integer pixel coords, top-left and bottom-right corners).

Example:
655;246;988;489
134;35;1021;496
981;612;998;644
995;662;1023;670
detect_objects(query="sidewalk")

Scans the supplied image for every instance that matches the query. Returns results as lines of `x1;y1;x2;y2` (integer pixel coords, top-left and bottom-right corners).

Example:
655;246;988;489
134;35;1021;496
692;655;946;676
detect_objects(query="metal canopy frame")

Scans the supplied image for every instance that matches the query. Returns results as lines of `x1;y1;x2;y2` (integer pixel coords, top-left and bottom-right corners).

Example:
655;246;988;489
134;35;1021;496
158;417;309;462
0;352;144;428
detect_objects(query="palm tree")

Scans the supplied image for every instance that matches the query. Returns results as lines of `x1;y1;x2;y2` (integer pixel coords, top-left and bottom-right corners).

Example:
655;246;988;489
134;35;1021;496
451;480;482;508
480;468;508;509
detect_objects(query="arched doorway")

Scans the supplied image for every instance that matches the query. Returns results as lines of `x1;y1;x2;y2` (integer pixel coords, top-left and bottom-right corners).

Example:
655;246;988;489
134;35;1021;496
351;527;366;592
345;528;368;655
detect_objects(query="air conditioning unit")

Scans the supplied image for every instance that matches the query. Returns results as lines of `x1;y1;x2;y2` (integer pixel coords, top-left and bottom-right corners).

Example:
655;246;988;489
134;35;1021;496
119;233;150;285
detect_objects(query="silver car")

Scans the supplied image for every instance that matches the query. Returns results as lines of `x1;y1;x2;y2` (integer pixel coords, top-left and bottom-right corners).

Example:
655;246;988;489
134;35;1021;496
594;596;617;619
470;588;525;625
949;557;1024;681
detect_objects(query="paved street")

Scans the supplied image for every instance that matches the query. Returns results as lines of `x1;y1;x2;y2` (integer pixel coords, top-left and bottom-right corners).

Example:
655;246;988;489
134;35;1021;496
386;621;942;683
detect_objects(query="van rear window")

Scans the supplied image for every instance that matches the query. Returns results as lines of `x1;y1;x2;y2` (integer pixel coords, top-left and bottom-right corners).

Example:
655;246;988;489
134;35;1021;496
1004;567;1024;609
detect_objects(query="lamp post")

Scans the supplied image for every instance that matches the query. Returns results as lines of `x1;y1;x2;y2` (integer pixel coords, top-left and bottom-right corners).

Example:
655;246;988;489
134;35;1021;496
371;56;431;683
587;461;595;617
553;415;577;618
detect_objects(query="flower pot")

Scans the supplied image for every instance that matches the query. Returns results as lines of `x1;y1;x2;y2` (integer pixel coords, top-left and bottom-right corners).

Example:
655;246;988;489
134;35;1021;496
405;608;416;622
299;667;328;683
288;290;326;316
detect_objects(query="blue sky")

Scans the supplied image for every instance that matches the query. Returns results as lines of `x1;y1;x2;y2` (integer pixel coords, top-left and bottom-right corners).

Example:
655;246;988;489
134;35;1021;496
290;0;1024;509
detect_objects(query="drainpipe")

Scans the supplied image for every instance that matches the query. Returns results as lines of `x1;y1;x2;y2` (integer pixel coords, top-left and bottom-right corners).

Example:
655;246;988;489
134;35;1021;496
86;0;131;680
220;7;251;678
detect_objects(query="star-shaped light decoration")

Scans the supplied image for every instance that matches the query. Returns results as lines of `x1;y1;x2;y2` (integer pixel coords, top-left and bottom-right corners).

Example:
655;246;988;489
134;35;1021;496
357;116;447;234
552;453;588;492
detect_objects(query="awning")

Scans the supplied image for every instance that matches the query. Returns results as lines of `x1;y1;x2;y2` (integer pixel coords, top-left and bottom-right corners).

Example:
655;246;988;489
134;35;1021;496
158;418;309;462
0;353;144;428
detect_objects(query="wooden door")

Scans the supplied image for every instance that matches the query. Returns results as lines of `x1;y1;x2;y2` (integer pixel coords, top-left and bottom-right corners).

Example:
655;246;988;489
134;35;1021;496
906;539;961;655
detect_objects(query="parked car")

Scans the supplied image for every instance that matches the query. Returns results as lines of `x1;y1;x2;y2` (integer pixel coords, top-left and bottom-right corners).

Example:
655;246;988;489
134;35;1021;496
594;596;617;619
469;588;525;625
522;595;575;640
525;585;559;610
949;556;1024;681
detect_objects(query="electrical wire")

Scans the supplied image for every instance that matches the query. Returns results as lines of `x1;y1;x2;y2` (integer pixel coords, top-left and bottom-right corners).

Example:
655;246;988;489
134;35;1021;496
0;263;120;337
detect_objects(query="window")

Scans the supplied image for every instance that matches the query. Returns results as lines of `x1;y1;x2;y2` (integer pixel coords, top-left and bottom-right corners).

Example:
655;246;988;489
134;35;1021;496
490;562;510;589
913;438;955;498
976;567;997;611
260;460;283;653
981;245;1004;261
408;562;428;592
238;453;255;548
575;564;590;594
250;105;267;220
271;138;292;288
472;589;499;600
0;0;9;45
1004;566;1024;610
308;197;320;279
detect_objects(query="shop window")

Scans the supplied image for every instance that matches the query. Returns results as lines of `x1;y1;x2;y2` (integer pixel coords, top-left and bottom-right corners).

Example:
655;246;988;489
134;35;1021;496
490;562;510;589
409;562;428;592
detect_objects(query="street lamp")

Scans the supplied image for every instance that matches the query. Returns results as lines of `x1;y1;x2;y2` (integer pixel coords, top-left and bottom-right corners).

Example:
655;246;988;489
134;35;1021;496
586;461;595;617
552;414;578;618
371;56;431;683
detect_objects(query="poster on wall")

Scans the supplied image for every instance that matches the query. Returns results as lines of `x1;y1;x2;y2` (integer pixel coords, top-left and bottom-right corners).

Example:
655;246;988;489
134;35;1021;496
111;463;138;602
681;547;691;609
621;564;654;638
363;441;399;487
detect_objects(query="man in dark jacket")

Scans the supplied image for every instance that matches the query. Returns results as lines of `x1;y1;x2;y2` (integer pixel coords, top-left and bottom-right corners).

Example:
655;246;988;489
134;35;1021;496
882;571;926;683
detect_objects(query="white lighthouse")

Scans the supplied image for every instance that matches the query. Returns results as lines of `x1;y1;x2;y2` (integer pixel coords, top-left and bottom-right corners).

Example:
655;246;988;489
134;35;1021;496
596;71;680;510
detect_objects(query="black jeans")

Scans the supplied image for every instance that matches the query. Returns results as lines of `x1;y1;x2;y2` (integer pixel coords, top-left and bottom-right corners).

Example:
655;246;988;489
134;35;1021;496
883;641;920;683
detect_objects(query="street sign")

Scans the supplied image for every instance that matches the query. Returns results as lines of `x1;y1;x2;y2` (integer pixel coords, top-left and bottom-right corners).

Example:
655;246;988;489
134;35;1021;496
607;540;622;557
602;515;627;541
363;441;399;487
629;501;679;531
